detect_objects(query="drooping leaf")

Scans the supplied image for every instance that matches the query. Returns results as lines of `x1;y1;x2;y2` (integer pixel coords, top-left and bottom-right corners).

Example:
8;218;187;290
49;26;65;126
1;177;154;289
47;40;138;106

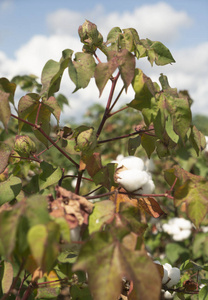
138;39;175;66
1;261;13;294
141;134;157;158
39;161;62;191
189;125;206;155
18;93;40;132
73;230;161;300
68;52;96;92
27;221;60;272
0;175;22;205
42;96;61;125
94;61;118;96
0;206;22;257
93;163;117;190
116;49;135;92
128;69;156;116
0;142;11;174
137;197;166;218
0;77;16;129
166;95;192;141
41;49;73;97
128;135;141;156
82;152;102;178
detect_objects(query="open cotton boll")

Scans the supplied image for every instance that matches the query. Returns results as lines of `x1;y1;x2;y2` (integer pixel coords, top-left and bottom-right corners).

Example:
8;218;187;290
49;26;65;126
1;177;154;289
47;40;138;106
162;268;169;284
117;156;144;171
166;267;181;288
135;178;155;195
173;229;191;241
163;263;172;273
117;169;149;192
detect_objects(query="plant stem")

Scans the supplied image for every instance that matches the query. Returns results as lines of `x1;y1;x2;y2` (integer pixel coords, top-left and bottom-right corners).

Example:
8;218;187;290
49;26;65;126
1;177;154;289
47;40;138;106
109;85;125;112
75;170;84;195
98;128;154;144
96;71;120;138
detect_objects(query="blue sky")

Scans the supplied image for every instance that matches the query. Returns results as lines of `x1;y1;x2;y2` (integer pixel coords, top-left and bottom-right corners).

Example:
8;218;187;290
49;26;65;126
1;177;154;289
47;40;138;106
0;0;208;120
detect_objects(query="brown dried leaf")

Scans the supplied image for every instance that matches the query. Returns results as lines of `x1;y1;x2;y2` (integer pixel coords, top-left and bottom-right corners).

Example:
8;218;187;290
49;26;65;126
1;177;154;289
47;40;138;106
138;197;165;218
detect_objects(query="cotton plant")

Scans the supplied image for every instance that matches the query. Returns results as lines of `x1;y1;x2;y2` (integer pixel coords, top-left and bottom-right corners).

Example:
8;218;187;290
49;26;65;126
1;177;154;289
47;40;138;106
113;156;155;194
162;217;192;241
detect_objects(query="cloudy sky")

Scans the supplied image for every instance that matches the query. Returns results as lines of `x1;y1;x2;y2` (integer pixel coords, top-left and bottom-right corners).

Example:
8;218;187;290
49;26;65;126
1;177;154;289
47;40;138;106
0;0;208;123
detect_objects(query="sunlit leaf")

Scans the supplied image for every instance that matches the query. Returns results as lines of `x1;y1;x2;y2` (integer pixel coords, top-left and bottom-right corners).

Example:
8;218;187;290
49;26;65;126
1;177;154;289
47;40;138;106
88;200;115;234
39;161;62;191
0;175;22;205
68;52;96;92
2;261;13;294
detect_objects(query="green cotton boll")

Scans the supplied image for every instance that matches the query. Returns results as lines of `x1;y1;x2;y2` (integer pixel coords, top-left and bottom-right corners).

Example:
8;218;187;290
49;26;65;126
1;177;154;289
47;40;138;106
14;135;37;157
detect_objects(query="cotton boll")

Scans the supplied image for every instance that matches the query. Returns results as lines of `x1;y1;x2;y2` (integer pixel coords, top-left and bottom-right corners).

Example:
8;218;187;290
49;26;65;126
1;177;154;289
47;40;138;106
164;291;174;299
117;156;144;171
163;263;172;273
116;169;149;192
173;218;192;230
138;179;155;194
162;268;169;284
166;267;181;288
173;229;191;241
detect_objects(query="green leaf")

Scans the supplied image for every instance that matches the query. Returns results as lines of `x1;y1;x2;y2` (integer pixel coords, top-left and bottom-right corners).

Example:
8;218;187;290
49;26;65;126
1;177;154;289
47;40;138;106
88;200;115;234
0;77;16;129
68;52;96;92
148;40;175;66
18;93;40;131
0;142;11;174
138;39;175;66
28;103;51;147
189;125;206;155
0;207;21;257
94;61;117;97
39;161;62;191
166;243;189;264
42;96;61;125
0;175;22;205
70;285;92;300
106;27;122;44
117;49;135;92
128;135;141;156
27;221;60;272
93;163;116;190
25;195;51;227
128;69;155;113
164;166;208;227
199;285;208;300
41;49;73;97
141;134;156;158
2;261;13;294
166;96;192;141
27;224;47;267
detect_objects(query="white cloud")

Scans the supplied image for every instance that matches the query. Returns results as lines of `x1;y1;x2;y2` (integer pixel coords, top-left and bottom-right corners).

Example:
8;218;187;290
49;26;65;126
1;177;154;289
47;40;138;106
47;2;192;43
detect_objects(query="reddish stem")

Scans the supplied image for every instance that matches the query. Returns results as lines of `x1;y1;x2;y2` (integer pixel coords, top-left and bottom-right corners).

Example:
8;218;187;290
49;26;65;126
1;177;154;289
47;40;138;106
96;71;120;138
